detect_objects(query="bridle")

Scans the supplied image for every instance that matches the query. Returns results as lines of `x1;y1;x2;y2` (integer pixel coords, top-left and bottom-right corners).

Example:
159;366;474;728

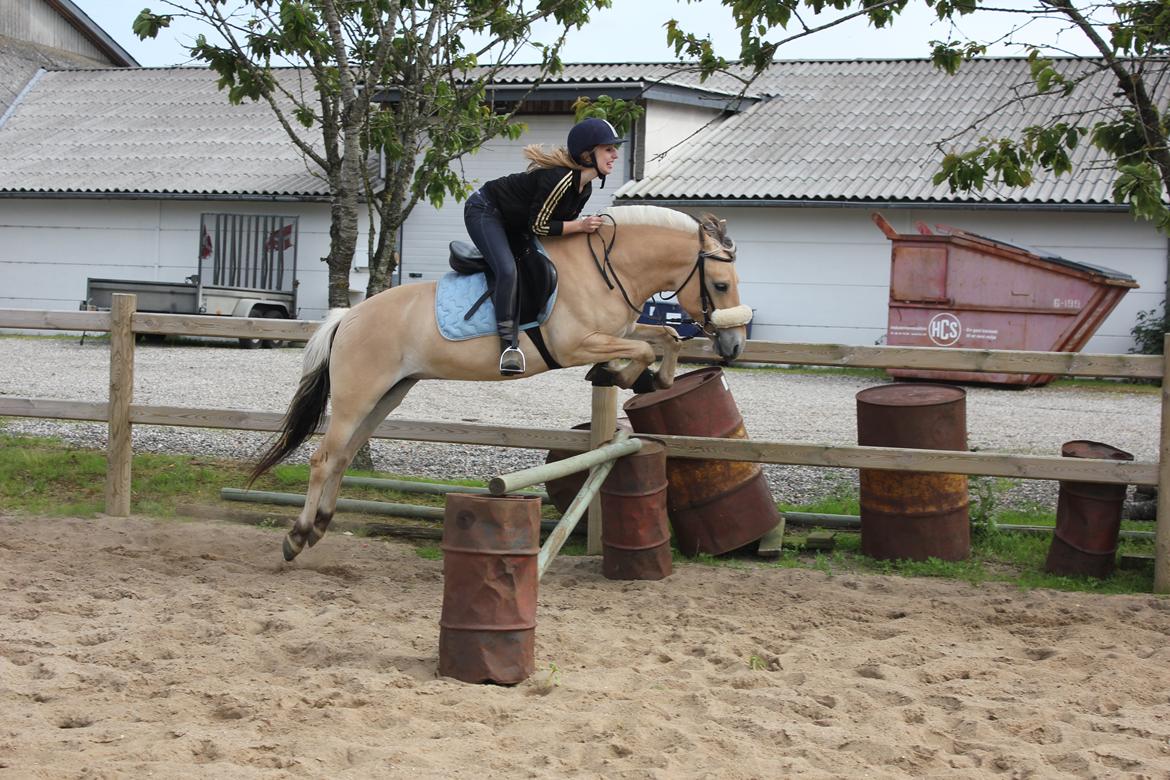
585;216;739;339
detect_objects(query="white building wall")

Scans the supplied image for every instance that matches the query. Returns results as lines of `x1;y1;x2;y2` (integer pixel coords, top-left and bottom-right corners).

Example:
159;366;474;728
703;205;1166;354
0;197;361;322
398;114;629;284
2;194;1163;353
642;100;723;177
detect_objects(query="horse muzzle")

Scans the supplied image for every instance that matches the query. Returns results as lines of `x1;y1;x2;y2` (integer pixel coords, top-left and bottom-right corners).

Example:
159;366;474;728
714;327;746;361
709;305;752;362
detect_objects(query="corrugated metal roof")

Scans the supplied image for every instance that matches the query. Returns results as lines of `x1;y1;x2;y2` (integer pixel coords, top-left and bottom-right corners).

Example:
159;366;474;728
0;67;342;198
617;58;1155;205
1;59;1155;205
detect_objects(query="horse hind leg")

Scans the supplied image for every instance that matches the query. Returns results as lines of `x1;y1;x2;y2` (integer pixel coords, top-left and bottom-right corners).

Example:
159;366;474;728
283;379;418;561
305;378;419;547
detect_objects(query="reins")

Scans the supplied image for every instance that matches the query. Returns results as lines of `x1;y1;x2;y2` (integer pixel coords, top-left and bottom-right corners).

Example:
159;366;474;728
585;214;643;317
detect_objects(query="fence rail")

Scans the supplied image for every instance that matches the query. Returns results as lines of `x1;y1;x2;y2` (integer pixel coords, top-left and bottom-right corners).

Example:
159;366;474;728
2;298;1168;591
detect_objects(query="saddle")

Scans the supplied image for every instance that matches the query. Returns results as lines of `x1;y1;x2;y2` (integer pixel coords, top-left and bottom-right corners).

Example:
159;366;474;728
447;239;558;326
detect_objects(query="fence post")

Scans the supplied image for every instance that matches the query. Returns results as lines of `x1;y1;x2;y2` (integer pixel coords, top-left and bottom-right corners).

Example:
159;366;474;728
1156;334;1170;593
105;293;136;517
588;385;618;555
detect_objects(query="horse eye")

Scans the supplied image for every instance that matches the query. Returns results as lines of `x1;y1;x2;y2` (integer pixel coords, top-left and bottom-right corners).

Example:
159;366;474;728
714;282;729;293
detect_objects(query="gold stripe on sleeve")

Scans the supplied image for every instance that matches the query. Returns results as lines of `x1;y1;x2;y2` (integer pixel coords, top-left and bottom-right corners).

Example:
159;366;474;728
533;172;574;235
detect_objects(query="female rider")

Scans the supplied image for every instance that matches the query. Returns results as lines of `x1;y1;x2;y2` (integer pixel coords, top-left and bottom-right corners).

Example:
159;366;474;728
464;117;624;375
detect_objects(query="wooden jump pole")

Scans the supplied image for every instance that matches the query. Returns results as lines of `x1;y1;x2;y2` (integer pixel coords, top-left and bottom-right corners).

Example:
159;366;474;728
105;293;136;517
341;475;546;499
221;487;445;520
537;458;618;581
1155;334;1170;593
588;385;618;555
487;433;641;495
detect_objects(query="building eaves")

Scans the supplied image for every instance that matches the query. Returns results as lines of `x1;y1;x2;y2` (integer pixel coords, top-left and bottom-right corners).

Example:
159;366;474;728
45;0;139;67
372;63;758;112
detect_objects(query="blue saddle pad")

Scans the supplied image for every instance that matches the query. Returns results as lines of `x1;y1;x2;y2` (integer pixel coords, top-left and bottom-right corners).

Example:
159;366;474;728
435;272;557;341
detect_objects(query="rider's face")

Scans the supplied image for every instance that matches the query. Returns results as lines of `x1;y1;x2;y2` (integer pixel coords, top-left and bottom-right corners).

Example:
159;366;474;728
593;144;620;175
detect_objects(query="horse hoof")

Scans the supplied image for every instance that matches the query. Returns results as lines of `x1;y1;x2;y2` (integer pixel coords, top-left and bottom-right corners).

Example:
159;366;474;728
307;527;325;547
282;535;302;562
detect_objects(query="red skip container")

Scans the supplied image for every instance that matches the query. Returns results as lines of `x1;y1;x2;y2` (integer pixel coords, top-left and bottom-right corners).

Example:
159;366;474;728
874;212;1137;386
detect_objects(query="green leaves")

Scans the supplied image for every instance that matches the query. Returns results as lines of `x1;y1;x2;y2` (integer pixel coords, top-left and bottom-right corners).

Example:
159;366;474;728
934;149;988;191
1113;1;1170;57
1113;161;1170;230
935;121;1089;193
571;95;645;135
665;19;728;81
929;40;986;74
132;9;172;40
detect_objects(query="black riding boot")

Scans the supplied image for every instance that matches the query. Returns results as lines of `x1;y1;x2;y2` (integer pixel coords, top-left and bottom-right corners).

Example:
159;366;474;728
498;319;525;375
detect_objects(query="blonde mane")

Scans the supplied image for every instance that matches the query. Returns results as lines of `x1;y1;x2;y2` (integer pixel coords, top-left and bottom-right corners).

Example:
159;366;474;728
601;205;698;235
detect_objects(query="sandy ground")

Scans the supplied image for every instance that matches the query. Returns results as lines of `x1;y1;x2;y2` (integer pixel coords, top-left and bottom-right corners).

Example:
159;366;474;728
3;513;1170;779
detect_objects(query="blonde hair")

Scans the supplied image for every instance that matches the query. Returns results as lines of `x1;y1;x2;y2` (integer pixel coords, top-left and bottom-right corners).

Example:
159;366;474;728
523;144;585;171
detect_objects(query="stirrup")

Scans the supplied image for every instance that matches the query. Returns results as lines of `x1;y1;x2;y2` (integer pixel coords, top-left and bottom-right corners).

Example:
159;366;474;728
499;346;526;375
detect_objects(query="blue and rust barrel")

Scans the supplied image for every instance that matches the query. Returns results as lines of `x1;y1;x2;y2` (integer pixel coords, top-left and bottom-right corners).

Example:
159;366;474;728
856;383;970;562
600;437;672;580
623;366;780;556
438;493;540;684
1044;440;1133;579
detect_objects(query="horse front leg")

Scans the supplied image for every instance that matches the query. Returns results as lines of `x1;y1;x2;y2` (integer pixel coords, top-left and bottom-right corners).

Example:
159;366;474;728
624;323;682;389
572;333;662;390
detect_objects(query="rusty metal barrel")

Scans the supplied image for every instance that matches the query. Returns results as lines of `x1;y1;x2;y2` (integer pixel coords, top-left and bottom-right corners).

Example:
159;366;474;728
544;420;631;515
600;438;672;580
623;366;781;556
1044;440;1134;579
856;383;970;562
438;493;540;684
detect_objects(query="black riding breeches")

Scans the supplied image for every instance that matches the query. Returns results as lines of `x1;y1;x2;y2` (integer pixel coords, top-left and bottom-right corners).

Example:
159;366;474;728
464;190;518;331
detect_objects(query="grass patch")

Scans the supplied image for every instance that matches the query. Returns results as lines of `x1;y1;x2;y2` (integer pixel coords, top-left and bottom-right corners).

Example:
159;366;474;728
1047;376;1160;394
721;363;889;381
1;435;1159;594
759;479;1159;594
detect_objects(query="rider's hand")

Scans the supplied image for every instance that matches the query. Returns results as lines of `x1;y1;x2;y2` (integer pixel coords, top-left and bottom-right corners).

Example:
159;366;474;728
576;216;604;233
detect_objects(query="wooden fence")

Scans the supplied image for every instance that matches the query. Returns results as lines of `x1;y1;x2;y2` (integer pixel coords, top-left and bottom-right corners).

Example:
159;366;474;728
2;294;1168;591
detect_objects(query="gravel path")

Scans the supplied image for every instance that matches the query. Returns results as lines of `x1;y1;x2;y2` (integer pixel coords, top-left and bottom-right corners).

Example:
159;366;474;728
0;335;1161;508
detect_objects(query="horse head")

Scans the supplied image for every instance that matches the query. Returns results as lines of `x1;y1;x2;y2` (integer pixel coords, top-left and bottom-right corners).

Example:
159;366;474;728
676;214;752;362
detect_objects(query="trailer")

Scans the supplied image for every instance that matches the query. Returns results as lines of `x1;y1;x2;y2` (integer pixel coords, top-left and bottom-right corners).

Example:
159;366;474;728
82;213;299;348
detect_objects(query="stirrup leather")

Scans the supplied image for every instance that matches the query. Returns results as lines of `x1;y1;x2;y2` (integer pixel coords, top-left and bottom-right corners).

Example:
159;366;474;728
499;346;526;375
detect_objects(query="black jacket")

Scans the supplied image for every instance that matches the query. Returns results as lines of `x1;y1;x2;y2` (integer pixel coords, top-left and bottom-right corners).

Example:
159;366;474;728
482;166;591;237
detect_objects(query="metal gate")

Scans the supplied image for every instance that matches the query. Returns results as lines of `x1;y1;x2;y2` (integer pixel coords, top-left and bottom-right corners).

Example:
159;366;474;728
199;213;298;293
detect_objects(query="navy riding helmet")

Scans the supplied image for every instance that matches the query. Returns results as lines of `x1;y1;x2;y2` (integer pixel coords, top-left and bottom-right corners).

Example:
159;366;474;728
567;117;624;185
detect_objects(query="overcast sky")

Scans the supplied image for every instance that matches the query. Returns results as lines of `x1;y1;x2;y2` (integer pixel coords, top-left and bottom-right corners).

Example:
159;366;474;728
76;0;1100;68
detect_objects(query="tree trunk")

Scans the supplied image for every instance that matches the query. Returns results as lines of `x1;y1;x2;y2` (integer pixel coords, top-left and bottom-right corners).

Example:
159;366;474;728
326;205;357;308
367;146;416;298
366;221;399;296
326;154;364;308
